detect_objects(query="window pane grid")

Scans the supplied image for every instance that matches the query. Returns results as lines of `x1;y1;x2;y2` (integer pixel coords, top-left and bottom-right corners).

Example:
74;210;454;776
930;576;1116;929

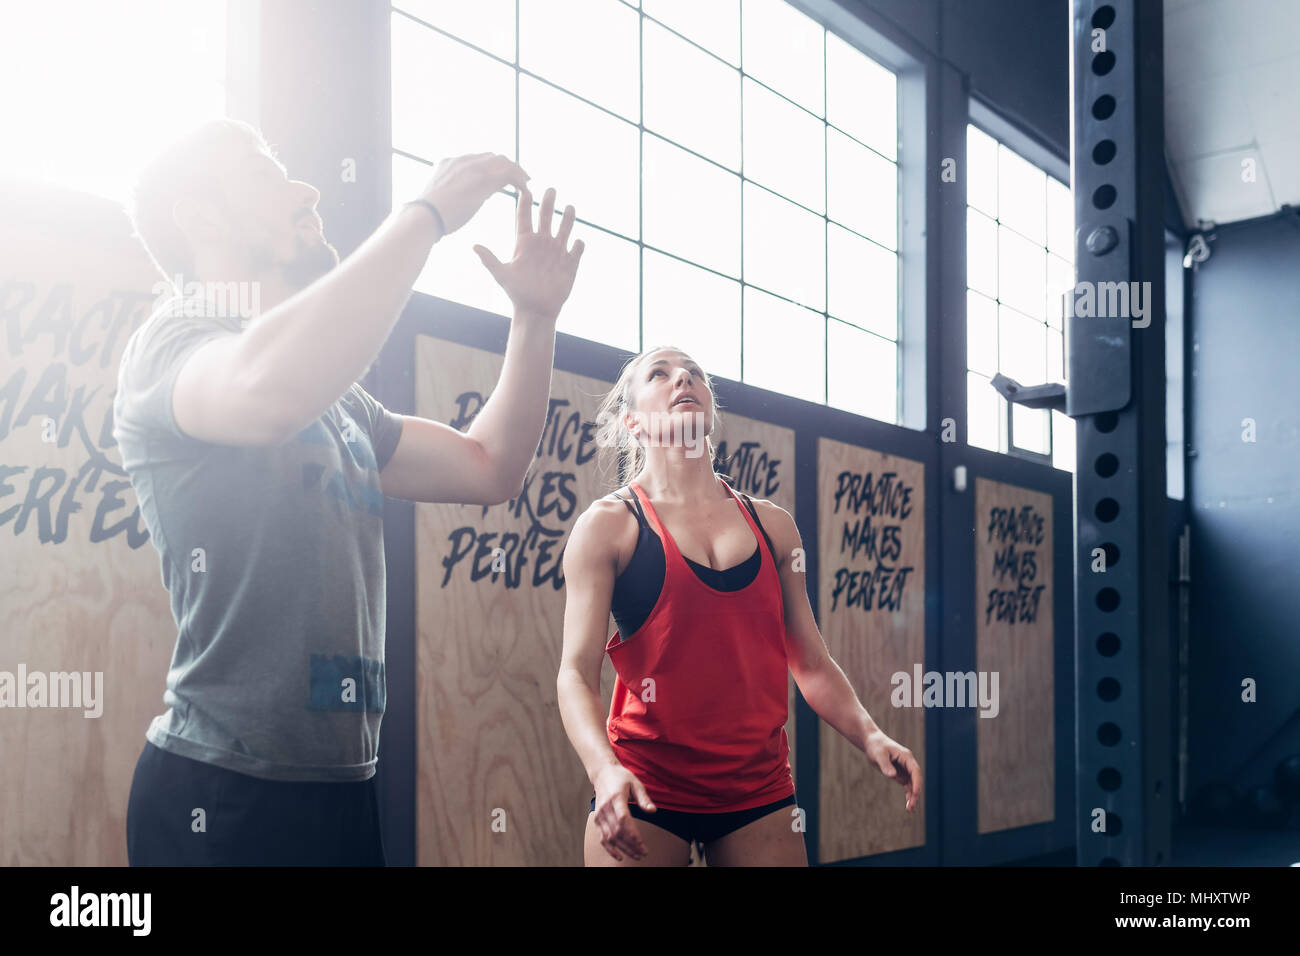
965;121;1073;468
823;27;829;406
642;8;739;73
393;0;901;422
994;217;1059;256
642;0;738;66
393;6;518;68
744;69;892;161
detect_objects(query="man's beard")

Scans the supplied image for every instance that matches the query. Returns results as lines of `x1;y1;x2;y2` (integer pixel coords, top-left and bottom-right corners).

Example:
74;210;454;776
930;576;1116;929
246;233;340;292
278;234;340;290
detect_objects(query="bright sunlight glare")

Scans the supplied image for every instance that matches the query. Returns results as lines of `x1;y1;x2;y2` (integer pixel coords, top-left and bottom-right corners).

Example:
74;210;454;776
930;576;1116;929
0;0;227;204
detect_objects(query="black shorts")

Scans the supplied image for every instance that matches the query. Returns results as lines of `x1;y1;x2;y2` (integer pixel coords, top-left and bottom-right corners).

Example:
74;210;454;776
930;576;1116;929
588;792;798;846
126;740;386;866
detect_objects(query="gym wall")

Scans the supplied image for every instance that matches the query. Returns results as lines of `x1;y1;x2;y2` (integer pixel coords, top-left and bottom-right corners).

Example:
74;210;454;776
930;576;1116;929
0;181;173;866
1184;214;1300;795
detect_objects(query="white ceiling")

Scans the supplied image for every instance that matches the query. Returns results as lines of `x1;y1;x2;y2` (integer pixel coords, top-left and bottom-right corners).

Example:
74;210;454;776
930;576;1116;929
1164;0;1300;227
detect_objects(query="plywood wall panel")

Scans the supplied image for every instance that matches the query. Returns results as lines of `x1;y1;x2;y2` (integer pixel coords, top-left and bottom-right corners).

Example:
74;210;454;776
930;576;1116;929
816;438;926;862
0;198;174;865
974;477;1054;834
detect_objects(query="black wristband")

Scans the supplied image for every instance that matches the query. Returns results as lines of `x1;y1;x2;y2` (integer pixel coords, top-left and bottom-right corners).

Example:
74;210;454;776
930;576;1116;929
404;198;446;238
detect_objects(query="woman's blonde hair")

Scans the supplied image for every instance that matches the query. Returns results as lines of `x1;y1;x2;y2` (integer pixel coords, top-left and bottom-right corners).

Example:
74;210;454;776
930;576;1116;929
593;345;724;490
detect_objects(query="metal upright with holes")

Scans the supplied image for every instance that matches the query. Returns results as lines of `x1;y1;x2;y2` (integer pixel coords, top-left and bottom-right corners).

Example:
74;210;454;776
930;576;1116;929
1068;0;1170;866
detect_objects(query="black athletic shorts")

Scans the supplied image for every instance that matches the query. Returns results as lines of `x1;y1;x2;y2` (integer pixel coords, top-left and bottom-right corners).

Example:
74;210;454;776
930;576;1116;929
588;792;798;846
126;740;386;866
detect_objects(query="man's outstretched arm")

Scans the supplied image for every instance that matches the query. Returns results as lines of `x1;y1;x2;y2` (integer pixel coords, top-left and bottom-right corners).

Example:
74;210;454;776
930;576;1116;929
172;152;529;447
378;186;585;504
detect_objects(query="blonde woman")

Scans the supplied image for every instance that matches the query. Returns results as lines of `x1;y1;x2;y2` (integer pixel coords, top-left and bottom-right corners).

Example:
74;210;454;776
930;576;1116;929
557;346;922;867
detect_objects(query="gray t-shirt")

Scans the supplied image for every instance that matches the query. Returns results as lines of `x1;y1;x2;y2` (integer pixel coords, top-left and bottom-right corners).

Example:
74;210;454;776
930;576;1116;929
112;297;403;781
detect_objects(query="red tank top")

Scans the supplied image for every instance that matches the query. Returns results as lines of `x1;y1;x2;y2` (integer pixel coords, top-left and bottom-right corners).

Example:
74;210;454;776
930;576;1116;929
604;479;795;812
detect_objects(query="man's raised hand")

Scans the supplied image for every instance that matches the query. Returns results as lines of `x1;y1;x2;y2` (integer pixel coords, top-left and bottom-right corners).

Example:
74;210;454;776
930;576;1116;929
419;152;529;237
473;186;586;324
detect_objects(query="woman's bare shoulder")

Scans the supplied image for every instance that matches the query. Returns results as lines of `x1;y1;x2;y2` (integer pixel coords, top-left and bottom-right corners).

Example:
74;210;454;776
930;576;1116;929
739;491;792;523
569;491;638;556
739;492;798;548
580;489;635;522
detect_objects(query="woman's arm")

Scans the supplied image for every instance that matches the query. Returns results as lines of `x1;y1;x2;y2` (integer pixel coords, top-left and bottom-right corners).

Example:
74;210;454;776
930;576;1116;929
557;499;656;859
758;500;923;812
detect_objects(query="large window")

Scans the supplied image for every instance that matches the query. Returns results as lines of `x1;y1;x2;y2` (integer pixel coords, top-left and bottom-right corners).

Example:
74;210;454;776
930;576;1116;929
965;123;1076;471
0;1;227;204
391;0;903;422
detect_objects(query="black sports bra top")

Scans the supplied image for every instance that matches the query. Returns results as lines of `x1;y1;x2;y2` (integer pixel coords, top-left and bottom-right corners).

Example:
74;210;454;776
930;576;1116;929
609;486;775;640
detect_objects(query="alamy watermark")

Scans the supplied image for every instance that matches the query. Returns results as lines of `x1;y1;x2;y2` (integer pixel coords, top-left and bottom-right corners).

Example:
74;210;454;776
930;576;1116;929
891;664;1000;718
49;886;150;936
596;409;710;458
151;276;261;321
1062;280;1152;328
0;665;103;717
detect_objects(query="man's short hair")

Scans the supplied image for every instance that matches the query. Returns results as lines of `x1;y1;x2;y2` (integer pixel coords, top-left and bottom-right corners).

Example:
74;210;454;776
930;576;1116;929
130;118;268;280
